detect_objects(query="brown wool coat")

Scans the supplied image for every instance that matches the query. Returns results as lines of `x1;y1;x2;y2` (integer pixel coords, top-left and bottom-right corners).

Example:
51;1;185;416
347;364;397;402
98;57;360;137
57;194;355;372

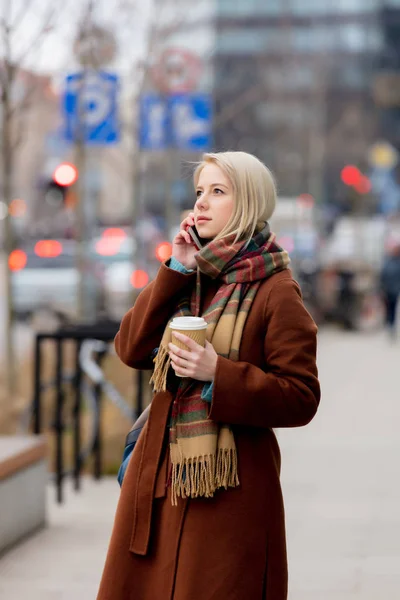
97;262;320;600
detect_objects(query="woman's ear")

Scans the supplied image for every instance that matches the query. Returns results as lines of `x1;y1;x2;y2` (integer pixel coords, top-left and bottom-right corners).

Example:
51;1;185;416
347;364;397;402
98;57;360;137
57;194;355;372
256;221;266;233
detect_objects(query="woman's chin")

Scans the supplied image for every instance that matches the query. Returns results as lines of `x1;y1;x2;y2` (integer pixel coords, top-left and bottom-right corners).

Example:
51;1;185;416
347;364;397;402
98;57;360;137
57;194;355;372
197;225;215;239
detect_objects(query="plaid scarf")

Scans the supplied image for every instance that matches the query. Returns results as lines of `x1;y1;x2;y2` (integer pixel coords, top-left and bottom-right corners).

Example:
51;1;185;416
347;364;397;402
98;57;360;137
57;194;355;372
150;224;290;505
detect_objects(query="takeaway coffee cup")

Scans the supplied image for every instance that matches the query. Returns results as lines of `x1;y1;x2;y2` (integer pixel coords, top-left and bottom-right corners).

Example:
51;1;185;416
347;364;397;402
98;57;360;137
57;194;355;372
169;316;208;349
169;317;208;376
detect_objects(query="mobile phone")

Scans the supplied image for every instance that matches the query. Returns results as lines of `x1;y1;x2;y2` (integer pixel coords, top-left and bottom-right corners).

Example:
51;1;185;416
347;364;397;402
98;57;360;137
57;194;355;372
188;225;207;250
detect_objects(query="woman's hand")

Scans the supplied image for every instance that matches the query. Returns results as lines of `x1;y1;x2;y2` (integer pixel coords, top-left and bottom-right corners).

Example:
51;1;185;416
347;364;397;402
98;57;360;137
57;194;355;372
171;212;198;270
168;333;218;382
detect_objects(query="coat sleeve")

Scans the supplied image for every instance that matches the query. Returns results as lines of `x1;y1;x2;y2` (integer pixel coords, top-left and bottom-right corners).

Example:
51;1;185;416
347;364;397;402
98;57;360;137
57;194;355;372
114;262;196;369
208;278;320;429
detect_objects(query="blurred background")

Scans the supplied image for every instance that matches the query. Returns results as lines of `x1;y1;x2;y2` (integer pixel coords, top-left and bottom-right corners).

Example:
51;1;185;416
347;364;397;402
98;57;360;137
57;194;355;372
1;0;400;598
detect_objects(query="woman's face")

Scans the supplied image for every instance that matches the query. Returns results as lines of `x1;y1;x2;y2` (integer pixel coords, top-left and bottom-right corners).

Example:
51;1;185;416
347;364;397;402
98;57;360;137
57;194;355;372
194;163;234;240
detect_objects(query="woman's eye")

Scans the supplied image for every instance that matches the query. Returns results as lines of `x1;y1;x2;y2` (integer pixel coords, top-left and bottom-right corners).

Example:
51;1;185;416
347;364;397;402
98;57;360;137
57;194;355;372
196;190;202;198
214;188;224;195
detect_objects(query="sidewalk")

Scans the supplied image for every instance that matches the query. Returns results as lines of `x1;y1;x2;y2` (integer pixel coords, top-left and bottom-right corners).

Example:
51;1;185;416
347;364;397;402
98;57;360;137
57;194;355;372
280;328;400;599
0;477;119;600
1;328;400;599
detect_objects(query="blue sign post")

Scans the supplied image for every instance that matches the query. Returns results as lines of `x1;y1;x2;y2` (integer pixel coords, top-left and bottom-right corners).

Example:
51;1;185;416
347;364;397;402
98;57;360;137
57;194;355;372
139;93;212;151
139;94;168;150
63;71;120;145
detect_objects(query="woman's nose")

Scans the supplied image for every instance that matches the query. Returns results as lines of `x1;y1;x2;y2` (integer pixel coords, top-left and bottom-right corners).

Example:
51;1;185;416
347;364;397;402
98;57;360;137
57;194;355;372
195;193;208;210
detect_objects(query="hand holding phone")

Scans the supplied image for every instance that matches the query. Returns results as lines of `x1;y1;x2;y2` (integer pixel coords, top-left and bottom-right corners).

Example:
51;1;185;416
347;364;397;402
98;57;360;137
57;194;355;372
171;212;199;270
188;225;205;250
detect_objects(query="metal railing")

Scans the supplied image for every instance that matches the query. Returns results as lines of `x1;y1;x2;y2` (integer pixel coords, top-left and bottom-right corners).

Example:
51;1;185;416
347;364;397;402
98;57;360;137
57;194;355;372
26;320;145;503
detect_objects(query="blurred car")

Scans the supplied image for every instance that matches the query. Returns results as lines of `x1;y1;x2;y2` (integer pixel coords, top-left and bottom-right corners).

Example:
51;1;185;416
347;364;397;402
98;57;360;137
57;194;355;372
11;239;81;321
10;234;139;323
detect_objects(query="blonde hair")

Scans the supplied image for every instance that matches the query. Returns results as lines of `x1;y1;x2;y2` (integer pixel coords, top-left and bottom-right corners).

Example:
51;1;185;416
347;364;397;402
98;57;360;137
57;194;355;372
193;151;276;244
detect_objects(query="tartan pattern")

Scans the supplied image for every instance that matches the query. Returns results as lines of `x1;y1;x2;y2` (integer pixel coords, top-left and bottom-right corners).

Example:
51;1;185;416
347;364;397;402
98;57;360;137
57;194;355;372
151;223;290;503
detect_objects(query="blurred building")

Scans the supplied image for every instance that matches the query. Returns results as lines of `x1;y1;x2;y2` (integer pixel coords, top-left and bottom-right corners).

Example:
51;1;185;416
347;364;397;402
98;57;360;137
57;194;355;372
14;0;397;238
139;0;400;221
374;3;400;150
214;0;396;206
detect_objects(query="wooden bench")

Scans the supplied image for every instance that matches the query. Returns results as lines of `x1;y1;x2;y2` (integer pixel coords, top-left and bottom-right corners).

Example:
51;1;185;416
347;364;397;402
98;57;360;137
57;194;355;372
0;435;47;554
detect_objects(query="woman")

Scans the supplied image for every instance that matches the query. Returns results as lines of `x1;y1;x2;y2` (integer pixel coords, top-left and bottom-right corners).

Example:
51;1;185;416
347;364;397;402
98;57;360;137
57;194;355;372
97;151;320;600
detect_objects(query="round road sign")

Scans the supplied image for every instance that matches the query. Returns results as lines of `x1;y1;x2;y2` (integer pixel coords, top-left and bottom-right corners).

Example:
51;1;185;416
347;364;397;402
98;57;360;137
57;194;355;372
74;24;117;69
151;47;202;94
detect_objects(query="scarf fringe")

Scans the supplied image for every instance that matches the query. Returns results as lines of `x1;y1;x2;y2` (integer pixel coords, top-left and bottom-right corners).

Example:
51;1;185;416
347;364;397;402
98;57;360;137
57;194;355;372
171;448;239;506
216;447;240;489
149;345;170;392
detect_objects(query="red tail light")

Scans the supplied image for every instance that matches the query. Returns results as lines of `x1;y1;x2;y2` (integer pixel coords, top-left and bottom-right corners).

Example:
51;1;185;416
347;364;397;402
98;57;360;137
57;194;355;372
35;240;63;258
9;249;27;271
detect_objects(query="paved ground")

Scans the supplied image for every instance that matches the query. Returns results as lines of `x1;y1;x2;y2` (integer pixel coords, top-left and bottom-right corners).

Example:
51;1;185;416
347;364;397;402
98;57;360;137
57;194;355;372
1;327;400;599
280;327;400;599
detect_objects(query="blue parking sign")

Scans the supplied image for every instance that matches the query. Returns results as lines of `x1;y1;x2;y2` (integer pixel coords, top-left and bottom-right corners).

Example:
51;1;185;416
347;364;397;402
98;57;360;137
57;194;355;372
138;93;212;151
169;94;212;151
63;71;120;145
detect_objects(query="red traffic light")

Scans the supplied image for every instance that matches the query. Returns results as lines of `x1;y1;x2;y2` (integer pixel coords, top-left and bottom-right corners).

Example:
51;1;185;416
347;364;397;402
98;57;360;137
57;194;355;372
53;163;78;187
340;165;362;186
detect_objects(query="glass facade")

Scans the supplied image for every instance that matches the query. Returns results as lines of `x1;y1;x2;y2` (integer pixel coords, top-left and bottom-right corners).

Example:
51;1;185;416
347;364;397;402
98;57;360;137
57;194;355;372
216;22;382;56
213;0;388;201
290;0;379;14
150;0;399;212
218;0;282;17
218;0;380;17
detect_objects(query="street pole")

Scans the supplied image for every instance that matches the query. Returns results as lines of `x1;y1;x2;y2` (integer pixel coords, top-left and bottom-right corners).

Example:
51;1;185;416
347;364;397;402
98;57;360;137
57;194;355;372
74;0;95;322
74;130;87;321
1;105;16;398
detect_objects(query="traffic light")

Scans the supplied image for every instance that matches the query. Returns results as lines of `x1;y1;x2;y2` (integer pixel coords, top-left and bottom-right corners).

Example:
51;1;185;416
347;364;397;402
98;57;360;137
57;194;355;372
340;165;371;195
340;165;362;186
53;163;78;187
43;163;78;207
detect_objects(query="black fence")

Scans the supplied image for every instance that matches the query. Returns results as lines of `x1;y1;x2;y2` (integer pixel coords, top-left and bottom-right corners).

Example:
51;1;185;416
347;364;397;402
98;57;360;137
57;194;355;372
31;320;143;503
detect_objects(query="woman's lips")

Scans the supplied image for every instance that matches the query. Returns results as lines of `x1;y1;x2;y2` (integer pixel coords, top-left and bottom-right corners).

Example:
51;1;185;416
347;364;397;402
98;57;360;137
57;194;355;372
197;217;211;224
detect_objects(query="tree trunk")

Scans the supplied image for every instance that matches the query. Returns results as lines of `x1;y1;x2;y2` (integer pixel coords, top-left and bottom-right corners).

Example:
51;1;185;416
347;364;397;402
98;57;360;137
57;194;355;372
1;82;16;398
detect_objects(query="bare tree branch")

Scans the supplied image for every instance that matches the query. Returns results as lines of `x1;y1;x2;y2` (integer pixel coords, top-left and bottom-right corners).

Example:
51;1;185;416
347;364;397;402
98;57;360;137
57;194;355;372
11;0;37;31
14;4;57;65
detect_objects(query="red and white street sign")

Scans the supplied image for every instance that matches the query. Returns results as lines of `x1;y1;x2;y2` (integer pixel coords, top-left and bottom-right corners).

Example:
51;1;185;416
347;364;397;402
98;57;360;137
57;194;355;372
151;47;203;94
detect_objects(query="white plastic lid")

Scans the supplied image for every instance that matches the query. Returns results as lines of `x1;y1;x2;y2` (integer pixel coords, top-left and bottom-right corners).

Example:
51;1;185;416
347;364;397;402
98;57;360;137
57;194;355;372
169;316;208;330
